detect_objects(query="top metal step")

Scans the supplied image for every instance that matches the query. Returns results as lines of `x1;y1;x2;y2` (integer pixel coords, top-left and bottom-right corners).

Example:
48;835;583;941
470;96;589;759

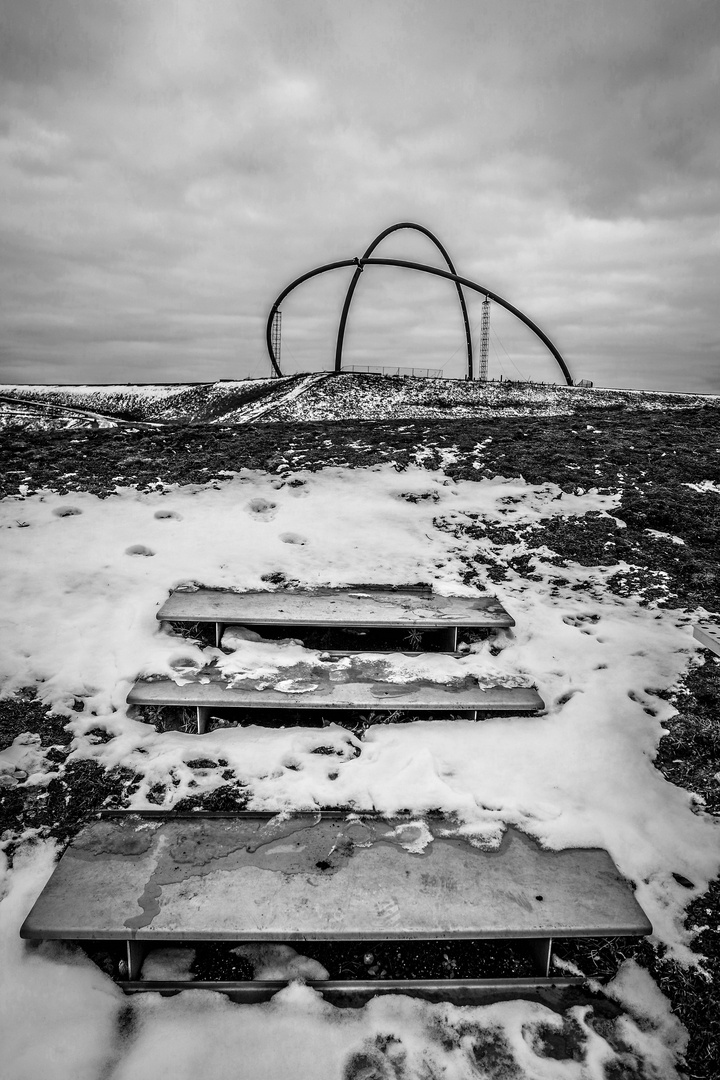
157;588;515;631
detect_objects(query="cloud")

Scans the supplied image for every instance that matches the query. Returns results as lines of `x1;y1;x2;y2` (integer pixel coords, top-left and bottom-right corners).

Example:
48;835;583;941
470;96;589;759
0;0;718;390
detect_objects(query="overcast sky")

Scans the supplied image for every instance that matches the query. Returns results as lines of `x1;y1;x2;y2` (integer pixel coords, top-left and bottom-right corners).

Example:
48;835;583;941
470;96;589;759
1;0;718;391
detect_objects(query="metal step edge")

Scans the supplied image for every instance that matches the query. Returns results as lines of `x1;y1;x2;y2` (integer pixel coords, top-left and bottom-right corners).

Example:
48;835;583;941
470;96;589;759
694;622;720;657
93;810;445;820
22;928;648;942
156;589;516;630
160;616;516;629
126;679;544;712
118;976;587;1005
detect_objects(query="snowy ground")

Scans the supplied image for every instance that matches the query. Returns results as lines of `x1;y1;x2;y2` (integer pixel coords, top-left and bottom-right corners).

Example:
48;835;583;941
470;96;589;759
1;459;718;1077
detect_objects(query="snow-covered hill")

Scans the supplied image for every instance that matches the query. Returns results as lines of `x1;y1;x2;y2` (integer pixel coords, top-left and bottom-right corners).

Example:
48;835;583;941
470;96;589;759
2;373;717;430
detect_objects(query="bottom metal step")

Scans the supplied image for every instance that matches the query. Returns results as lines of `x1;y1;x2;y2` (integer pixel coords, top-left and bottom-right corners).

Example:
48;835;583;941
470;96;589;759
21;809;651;1001
119;976;586;1006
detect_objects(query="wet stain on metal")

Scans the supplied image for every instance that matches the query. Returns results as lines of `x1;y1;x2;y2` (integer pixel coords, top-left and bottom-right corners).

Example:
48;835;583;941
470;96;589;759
118;816;445;931
125;882;163;931
72;819;157;860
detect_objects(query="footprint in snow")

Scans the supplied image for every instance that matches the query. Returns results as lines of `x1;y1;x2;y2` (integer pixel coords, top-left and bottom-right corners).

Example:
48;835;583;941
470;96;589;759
53;506;82;517
562;612;601;629
628;689;658;716
555;689;583;707
246;497;277;520
126;544;155;557
154;510;183;521
280;532;308;546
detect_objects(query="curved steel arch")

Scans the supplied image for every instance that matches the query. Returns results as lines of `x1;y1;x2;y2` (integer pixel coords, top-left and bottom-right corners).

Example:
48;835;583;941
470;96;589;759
334;222;473;379
265;254;572;385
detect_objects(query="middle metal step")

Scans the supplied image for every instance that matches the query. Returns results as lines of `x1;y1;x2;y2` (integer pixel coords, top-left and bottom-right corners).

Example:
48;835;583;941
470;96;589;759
128;657;543;733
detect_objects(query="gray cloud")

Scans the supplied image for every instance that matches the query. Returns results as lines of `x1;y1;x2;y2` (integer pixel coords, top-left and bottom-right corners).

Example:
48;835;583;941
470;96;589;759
0;0;718;390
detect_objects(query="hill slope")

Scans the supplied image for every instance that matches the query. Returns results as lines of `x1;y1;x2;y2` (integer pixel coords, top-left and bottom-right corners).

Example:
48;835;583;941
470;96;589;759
1;372;717;430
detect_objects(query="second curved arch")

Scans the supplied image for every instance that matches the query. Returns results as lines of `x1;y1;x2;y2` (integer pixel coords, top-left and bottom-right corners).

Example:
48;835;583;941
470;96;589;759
334;222;474;379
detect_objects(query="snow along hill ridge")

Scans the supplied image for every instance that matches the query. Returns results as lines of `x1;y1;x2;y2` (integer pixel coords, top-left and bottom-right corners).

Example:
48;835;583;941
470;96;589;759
1;372;718;430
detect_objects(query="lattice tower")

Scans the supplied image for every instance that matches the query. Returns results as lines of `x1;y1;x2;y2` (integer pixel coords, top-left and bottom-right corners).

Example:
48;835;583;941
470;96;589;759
271;311;282;376
479;297;490;381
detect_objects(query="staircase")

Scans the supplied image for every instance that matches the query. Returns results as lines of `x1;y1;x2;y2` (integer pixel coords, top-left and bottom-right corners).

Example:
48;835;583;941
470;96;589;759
128;586;543;733
21;586;652;1000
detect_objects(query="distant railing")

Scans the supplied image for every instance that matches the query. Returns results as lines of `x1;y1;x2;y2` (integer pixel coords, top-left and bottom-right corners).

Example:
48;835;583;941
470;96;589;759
346;364;444;379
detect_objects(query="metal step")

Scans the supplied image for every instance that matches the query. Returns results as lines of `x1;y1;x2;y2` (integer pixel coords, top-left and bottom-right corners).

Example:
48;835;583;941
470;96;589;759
127;663;543;733
694;621;720;657
157;587;515;650
21;812;651;991
118;977;587;1006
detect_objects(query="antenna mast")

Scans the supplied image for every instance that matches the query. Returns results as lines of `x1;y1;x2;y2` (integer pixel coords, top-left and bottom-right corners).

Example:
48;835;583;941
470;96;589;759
479;297;490;381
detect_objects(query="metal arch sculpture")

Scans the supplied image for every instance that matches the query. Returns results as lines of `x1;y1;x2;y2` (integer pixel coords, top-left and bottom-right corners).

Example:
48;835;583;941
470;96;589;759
334;222;473;380
265;227;573;385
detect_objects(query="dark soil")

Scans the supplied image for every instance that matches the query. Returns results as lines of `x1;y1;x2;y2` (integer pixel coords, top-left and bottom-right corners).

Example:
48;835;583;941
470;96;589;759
1;757;139;849
189;938;536;980
0;689;74;752
654;653;720;815
169;619;476;653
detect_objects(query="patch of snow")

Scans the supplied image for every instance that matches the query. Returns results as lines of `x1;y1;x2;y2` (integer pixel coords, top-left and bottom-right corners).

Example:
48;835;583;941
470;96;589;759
646;530;686;546
0;843;124;1080
232;944;329;981
140;948;195;981
605;959;689;1069
389;819;434;854
684;480;720;494
0;734;49;787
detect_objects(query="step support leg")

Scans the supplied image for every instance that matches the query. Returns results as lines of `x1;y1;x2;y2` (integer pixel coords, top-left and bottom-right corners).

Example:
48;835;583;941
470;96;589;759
126;941;145;981
197;707;211;735
215;622;224;648
528;937;552;977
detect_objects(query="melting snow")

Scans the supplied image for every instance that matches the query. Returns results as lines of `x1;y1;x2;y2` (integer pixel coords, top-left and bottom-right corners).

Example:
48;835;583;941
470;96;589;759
1;462;716;1077
684;480;720;494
